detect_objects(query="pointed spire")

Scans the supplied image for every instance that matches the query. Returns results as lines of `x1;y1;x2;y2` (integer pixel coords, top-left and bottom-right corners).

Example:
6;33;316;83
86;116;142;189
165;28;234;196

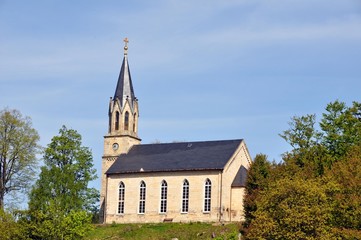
113;38;136;111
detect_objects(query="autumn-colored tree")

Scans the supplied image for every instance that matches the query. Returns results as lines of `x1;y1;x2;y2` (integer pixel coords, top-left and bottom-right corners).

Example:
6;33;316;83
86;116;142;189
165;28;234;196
245;100;361;239
326;144;361;233
246;177;336;240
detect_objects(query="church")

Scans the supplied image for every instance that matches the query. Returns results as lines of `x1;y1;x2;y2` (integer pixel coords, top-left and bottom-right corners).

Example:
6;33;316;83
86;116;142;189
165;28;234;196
100;39;252;224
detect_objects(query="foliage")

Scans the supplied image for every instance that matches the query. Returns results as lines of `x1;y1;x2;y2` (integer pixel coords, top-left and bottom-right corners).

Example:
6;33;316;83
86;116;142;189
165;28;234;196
27;125;98;239
242;154;271;231
0;209;29;240
20;209;93;240
0;108;40;210
326;145;361;230
280;114;321;151
244;100;361;239
29;125;98;213
279;114;331;176
280;100;361;173
246;177;337;239
331;228;361;240
320;100;361;159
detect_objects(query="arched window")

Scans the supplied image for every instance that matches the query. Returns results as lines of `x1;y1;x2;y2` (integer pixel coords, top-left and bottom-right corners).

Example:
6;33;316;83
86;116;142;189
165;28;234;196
118;182;125;214
204;179;211;212
139;181;146;214
133;113;137;132
115;111;120;131
124;111;129;130
182;179;189;213
160;180;167;213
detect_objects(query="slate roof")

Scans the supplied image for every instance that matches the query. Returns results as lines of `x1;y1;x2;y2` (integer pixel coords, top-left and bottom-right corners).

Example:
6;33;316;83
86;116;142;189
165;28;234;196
106;139;244;174
231;165;248;187
113;55;136;110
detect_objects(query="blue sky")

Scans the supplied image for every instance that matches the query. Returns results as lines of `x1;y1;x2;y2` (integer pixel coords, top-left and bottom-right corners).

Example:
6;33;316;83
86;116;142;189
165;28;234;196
1;0;361;195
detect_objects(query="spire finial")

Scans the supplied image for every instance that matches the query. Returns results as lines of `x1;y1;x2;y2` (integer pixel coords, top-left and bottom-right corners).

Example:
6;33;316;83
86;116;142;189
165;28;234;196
123;37;129;55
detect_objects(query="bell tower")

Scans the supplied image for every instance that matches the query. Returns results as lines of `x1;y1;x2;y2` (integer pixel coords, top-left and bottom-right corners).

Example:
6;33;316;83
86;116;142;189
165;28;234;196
100;38;141;222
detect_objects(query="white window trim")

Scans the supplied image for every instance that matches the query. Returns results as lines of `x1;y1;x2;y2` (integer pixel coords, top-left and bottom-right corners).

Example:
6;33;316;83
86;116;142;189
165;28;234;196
181;179;189;214
117;181;125;215
138;181;146;214
203;179;211;213
159;180;167;214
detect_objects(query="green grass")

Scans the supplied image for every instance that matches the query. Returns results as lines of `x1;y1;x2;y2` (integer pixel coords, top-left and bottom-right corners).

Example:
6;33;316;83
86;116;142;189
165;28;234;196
85;222;241;240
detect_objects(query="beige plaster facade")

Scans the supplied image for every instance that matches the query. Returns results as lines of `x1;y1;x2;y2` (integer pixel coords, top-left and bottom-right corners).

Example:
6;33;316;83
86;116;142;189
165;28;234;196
103;141;250;224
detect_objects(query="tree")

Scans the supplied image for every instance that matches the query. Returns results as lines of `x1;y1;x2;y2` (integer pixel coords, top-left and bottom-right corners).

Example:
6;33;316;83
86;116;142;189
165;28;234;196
320;100;361;159
0;108;40;210
0;209;29;240
246;177;336;240
242;154;271;231
280;114;321;151
279;114;330;175
280;101;361;175
326;144;361;233
28;125;98;239
254;100;361;239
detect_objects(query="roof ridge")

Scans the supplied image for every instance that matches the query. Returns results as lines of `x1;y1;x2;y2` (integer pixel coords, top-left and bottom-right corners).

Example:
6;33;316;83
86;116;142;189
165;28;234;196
138;139;243;147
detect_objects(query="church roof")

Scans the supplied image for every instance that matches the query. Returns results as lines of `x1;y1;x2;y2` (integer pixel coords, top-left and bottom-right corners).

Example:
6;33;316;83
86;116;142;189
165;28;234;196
231;165;248;187
106;139;244;174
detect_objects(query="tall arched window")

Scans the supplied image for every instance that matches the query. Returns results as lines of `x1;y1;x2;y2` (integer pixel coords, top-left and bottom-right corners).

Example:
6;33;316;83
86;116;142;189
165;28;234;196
160;180;167;213
182;179;189;213
204;179;211;212
133;113;137;132
115;111;120;131
124;111;129;130
118;182;125;214
139;181;146;214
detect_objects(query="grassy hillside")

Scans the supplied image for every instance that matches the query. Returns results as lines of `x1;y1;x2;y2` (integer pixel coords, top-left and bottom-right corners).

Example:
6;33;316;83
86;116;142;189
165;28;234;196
85;222;241;240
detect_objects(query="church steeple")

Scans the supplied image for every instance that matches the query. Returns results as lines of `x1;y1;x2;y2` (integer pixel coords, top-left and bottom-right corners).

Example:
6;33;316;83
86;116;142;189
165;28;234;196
101;39;141;222
113;38;137;112
108;38;140;138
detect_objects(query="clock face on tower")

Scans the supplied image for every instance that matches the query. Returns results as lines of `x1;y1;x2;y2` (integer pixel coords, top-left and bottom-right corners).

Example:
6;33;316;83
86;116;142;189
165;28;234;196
112;143;119;151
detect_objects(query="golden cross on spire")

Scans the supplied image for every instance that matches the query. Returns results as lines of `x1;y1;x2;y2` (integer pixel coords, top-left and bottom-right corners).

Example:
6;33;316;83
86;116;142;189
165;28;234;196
123;37;129;55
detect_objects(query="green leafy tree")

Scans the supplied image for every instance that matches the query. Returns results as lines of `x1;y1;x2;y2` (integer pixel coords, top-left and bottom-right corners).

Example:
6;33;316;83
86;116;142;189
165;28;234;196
28;125;98;239
280;114;321;151
280;101;361;175
242;154;271;231
0;209;29;240
279;114;330;176
320;100;361;159
0;108;40;210
20;208;93;240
